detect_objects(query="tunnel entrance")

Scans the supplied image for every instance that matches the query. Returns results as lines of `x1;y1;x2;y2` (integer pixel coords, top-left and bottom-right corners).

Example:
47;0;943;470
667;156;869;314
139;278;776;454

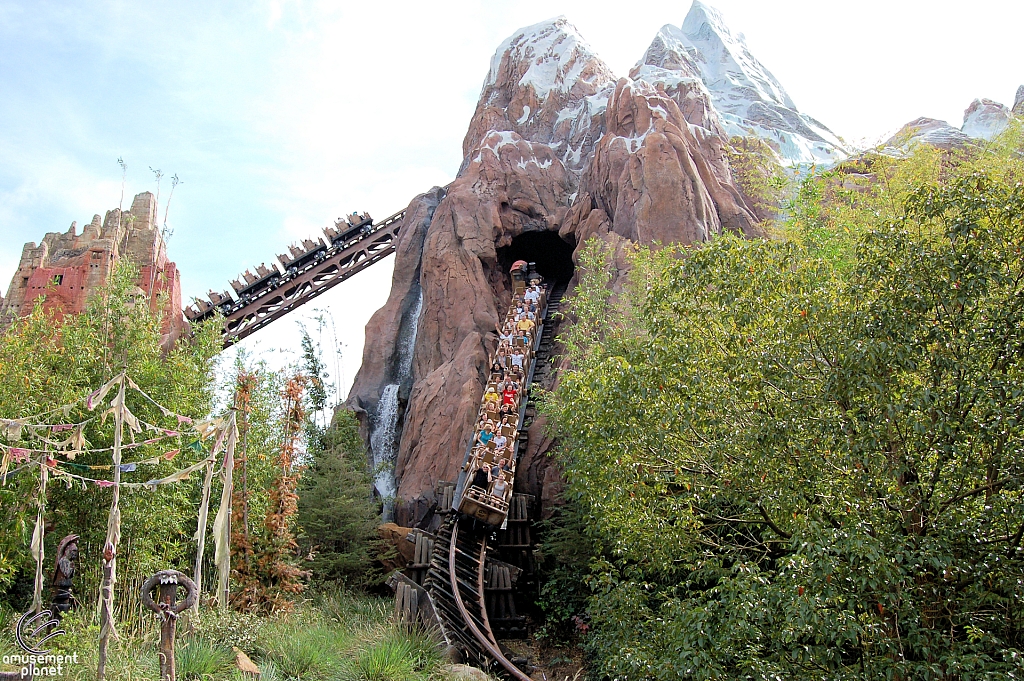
496;230;576;287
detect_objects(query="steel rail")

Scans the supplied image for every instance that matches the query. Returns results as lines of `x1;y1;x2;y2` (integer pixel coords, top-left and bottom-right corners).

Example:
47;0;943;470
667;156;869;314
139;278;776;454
448;521;532;681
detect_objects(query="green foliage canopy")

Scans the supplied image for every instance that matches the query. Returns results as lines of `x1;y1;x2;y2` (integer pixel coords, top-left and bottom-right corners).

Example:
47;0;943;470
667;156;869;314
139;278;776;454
0;264;221;603
542;139;1024;678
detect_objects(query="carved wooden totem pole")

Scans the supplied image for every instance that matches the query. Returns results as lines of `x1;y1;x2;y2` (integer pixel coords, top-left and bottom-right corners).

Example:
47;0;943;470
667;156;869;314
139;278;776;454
50;534;79;619
142;570;198;681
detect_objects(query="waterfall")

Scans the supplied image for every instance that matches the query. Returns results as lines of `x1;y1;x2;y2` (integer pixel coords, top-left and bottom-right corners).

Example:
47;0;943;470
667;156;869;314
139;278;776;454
370;383;400;518
397;290;422;379
369;289;423;521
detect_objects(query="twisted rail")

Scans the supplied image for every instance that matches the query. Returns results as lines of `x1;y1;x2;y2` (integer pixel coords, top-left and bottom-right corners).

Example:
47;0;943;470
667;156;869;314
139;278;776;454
448;520;531;681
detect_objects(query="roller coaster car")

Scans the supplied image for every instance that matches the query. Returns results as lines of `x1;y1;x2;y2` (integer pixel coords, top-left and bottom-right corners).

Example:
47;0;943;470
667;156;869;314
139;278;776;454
326;213;373;246
230;264;280;299
458;453;512;527
278;239;327;271
459;486;509;527
207;290;234;314
184;298;213;320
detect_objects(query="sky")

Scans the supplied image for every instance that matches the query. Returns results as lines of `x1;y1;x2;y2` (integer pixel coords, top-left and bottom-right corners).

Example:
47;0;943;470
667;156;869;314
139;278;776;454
1;0;1021;400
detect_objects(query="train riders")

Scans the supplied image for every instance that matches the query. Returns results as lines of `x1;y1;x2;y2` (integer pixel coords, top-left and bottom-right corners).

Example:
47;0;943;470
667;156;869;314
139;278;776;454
510;349;525;371
477;423;495;446
469;463;491;490
501;383;517;409
491;472;508;499
496;324;515;343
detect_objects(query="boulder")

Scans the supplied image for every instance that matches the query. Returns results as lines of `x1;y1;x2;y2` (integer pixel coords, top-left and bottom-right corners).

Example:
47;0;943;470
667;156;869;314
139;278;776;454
441;664;493;681
233;648;260;676
377;522;417;571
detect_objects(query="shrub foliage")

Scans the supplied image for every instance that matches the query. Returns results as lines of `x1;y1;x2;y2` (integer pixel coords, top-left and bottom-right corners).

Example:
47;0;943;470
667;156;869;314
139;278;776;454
542;134;1024;678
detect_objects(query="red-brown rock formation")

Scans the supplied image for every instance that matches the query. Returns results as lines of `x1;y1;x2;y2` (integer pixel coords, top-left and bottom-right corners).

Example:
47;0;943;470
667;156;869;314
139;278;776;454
348;16;761;526
0;192;184;348
567;78;760;245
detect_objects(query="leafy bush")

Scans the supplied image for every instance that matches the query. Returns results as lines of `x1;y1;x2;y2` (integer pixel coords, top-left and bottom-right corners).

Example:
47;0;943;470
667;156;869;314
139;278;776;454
542;134;1024;678
190;606;268;653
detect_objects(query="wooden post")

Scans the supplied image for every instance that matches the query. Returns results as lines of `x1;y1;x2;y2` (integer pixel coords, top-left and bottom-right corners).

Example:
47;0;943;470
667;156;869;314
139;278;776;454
142;570;198;681
97;377;126;680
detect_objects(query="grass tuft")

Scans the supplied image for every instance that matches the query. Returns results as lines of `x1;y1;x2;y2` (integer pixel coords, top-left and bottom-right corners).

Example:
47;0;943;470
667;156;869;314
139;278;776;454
176;637;235;680
339;627;441;681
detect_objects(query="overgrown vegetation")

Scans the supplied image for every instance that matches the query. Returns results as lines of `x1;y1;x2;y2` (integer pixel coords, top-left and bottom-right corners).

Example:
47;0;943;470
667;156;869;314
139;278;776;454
0;258;394;676
725;136;791;221
0;263;221;606
540;125;1024;678
0;588;446;680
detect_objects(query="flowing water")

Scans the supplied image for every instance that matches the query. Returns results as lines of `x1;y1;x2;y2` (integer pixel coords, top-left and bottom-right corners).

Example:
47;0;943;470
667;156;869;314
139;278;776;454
369;289;423;521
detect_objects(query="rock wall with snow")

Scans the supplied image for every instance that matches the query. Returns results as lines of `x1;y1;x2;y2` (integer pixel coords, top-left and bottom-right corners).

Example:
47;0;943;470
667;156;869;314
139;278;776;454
346;4;864;525
636;1;847;165
882;88;1023;155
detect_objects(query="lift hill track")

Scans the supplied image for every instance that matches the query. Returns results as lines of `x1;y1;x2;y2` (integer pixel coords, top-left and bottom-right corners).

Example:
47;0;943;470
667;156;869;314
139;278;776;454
185;184;449;347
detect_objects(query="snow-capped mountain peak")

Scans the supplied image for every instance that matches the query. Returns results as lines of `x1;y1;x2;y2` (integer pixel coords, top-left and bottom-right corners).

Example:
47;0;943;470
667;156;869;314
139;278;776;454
678;1;797;114
635;1;847;165
481;16;609;102
465;16;616;174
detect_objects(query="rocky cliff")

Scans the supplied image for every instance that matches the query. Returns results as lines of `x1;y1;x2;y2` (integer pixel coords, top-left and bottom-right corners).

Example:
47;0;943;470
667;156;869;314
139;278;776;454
882;87;1023;154
347;4;809;526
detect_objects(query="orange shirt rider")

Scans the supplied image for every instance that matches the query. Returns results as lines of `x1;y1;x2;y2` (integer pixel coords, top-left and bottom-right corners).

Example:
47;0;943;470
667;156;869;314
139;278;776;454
516;316;535;334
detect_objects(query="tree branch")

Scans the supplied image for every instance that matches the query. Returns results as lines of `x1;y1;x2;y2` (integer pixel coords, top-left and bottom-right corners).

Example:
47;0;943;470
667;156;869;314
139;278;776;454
757;505;792;539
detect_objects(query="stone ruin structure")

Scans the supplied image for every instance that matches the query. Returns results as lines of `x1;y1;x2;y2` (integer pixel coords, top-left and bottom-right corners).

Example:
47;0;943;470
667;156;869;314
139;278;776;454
0;192;185;348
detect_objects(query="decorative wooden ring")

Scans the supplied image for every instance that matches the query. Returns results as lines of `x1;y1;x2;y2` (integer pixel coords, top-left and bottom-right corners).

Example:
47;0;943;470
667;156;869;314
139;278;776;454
141;570;198;615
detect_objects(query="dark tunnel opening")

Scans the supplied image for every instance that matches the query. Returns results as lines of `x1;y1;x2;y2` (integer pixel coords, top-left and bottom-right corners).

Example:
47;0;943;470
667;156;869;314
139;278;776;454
496;230;576;287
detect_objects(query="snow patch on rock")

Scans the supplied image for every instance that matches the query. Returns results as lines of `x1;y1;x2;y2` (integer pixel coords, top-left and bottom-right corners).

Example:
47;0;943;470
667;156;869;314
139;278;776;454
636;1;847;165
482;16;608;104
961;98;1012;140
881;117;973;156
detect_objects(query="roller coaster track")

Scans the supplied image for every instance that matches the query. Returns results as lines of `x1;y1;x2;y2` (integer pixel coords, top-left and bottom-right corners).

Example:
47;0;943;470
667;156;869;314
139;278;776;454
424;282;568;679
186;184;449;348
425;516;531;680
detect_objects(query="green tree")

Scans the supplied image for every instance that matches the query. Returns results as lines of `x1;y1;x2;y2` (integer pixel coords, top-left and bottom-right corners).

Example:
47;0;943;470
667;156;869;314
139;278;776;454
295;324;381;588
0;262;220;605
297;408;381;588
542;132;1024;679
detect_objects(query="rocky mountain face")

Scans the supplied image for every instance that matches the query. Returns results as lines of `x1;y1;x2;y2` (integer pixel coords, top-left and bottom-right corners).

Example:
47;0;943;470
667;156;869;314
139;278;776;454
347;3;777;527
345;2;1022;526
883;89;1023;154
345;0;1024;528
